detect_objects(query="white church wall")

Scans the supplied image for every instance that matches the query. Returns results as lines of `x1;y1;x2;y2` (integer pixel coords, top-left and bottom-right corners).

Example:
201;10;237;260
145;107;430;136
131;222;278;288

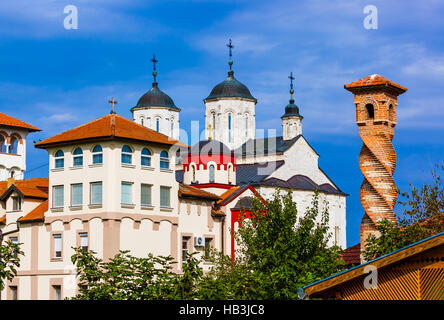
133;108;180;140
0;127;28;180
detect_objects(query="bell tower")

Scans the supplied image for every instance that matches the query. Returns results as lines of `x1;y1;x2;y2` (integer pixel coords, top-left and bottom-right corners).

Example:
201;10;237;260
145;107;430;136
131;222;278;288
345;74;407;251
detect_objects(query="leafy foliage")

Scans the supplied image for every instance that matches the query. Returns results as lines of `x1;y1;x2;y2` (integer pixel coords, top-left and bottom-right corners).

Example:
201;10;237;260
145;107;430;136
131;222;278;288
363;164;444;260
71;190;344;300
0;239;23;291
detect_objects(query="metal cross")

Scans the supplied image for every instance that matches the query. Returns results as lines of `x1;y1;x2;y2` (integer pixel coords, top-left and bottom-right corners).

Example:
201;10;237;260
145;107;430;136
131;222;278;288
289;72;295;99
227;39;234;58
151;54;158;82
108;97;118;114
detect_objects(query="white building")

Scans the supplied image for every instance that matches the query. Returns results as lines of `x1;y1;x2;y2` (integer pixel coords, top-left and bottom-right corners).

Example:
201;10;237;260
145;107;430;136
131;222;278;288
0;47;347;300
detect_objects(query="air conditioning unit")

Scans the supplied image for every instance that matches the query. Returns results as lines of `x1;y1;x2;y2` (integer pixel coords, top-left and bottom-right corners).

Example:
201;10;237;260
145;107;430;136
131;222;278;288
194;236;205;247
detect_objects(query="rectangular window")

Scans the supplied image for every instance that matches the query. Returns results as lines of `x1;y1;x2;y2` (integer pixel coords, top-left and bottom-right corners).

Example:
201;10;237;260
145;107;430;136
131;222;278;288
10;286;18;300
10;236;18;258
204;238;213;261
55;158;64;168
73;156;83;167
121;182;132;205
141;184;152;206
182;237;190;263
12;196;22;211
71;183;83;206
334;226;340;246
93;153;103;164
90;182;102;205
160;186;171;208
53;185;64;208
79;232;88;251
53;234;62;258
53;285;61;300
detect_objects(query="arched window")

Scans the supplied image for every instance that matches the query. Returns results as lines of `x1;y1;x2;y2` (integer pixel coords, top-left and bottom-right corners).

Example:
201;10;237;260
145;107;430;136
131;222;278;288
388;104;394;122
245;114;248;137
0;135;6;153
141;148;152;167
365;104;375;120
54;150;64;168
121;145;132;164
160;150;169;169
73;147;83;166
92;145;103;164
9;137;18;154
212;112;216;136
209;165;215;183
141;118;144;126
156;118;160;132
228;164;232;184
192;164;196;183
228;113;232;143
171;119;174;136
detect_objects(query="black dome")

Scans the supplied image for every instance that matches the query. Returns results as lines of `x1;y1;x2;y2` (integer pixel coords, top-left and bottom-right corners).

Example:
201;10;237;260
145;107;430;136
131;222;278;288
190;139;232;155
204;71;256;102
132;83;180;111
281;99;302;119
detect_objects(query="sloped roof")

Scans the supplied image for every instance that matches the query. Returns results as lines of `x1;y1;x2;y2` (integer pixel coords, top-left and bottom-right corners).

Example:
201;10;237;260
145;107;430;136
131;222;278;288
236;161;285;184
0;178;49;200
0;112;40;132
304;231;444;298
340;243;361;265
0;214;5;225
217;186;242;205
178;183;221;201
18;200;48;223
235;136;303;158
344;74;407;94
34;114;187;149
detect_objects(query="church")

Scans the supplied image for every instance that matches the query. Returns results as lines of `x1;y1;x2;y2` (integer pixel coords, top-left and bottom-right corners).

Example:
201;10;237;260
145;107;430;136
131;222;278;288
0;41;347;300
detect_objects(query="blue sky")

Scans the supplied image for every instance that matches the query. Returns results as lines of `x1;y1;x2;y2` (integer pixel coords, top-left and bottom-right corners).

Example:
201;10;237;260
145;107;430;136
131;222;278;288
1;0;444;246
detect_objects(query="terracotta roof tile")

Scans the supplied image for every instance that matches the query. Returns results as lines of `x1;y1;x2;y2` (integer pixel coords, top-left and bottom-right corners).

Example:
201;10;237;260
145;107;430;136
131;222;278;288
179;183;220;200
344;74;407;93
18;200;48;223
35;114;188;149
0;112;40;132
211;209;226;216
0;214;5;225
217;186;241;205
0;178;49;200
340;243;361;265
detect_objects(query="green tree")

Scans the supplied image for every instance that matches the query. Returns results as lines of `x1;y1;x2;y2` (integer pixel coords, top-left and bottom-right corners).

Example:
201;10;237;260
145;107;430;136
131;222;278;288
199;190;345;299
363;164;444;260
0;239;23;292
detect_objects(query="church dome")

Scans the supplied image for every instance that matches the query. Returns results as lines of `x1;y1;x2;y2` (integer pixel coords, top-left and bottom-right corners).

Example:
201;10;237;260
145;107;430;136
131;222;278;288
190;139;232;155
281;99;302;118
132;83;179;111
204;71;256;102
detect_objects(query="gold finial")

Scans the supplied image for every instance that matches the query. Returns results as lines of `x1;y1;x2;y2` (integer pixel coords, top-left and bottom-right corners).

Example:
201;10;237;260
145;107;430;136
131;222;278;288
108;97;118;114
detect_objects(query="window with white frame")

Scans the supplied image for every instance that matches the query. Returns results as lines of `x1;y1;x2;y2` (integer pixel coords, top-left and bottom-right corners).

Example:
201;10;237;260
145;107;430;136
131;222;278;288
141;148;152;167
121;145;132;164
12;196;22;211
182;237;190;263
73;147;83;167
156;118;160;132
228;113;232;143
160;150;169;169
141;184;152;206
54;150;64;168
71;183;83;206
79;232;88;251
52;185;64;208
160;186;171;208
53;234;62;258
90;182;102;205
121;182;132;205
10;236;18;258
92;145;103;164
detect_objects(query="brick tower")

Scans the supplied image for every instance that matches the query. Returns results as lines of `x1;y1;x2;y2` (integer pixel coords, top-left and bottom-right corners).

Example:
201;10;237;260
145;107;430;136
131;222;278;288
344;74;407;251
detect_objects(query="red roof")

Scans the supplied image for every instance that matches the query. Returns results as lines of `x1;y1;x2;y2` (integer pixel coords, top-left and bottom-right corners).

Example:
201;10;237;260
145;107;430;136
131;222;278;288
0;178;49;199
35;114;188;149
18;200;48;223
0;112;40;132
344;74;407;94
179;184;221;200
340;243;361;265
0;214;5;225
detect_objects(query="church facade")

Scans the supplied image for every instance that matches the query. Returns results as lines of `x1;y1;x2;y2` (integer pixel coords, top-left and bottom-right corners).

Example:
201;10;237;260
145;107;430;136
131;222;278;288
0;45;347;300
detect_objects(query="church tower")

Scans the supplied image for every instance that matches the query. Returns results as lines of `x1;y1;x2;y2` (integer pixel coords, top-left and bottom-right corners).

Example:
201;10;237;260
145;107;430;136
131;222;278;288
345;74;407;250
281;72;303;140
131;55;180;140
0;112;40;181
204;40;257;150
